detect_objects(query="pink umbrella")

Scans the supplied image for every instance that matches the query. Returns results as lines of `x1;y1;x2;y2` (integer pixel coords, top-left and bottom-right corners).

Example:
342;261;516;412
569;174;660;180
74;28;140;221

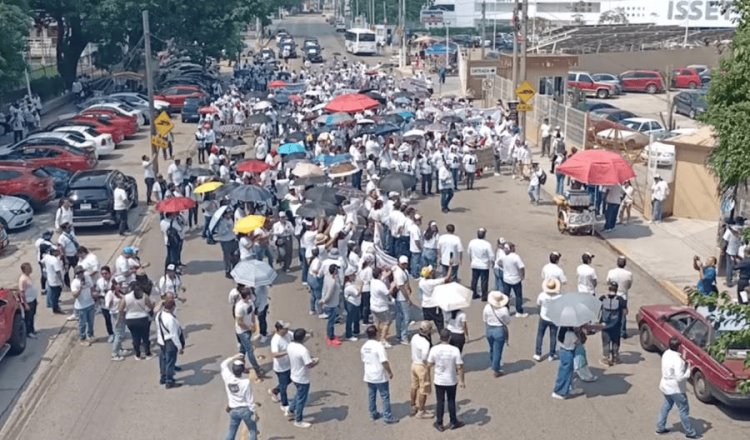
555;149;635;185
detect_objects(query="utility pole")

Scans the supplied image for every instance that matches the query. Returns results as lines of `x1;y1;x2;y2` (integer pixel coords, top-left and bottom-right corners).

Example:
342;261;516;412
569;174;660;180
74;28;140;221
399;0;406;68
481;1;487;59
519;0;529;142
143;10;158;174
383;1;387;24
511;0;520;87
493;18;497;51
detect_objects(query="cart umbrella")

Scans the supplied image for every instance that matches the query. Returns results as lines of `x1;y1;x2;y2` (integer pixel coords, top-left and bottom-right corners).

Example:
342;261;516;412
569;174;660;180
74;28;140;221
324;93;380;113
156;197;196;213
555;149;636;185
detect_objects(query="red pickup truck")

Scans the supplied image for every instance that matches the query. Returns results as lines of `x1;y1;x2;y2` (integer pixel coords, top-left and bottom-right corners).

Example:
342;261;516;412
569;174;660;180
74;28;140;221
567;71;616;99
0;288;26;361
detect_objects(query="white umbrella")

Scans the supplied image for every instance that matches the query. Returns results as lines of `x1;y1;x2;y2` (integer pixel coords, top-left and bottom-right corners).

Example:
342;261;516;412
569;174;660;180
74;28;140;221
253;101;273;111
208;205;230;232
312;102;327;112
434;283;473;312
230;260;278;287
403;129;425;138
545;293;602;327
357;118;376;125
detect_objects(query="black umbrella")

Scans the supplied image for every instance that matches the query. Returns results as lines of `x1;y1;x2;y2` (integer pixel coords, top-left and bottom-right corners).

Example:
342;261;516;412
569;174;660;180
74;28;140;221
188;167;215;177
440;115;464;124
217;138;246;149
228;185;273;203
305;186;345;205
365;91;387;104
282;152;307;163
392;91;411;99
379;172;417;193
294;175;330;186
336;186;366;199
247;114;271;125
413;119;431;128
285;131;306;142
214;181;241;198
297;201;339;218
380;113;405;125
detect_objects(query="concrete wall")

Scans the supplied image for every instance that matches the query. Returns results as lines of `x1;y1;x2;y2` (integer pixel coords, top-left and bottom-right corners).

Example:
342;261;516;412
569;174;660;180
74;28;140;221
575;47;723;74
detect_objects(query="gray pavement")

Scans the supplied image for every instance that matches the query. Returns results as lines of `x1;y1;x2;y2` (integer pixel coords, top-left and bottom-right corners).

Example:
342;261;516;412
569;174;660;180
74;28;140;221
2;14;748;440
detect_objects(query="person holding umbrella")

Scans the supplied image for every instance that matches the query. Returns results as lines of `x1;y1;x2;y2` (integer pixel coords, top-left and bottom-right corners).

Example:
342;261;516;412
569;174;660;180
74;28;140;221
214;208;239;278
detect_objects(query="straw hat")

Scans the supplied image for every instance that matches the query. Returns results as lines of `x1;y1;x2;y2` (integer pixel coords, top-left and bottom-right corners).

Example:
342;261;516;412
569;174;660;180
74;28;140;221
418;321;433;334
487;291;509;308
314;233;327;245
543;278;561;294
420;265;434;278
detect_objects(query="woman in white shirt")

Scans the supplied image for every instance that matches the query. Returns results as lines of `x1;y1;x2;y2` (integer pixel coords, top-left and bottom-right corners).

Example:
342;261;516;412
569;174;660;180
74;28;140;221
421;221;440;268
118;285;154;360
343;267;361;341
445;309;468;353
552;326;580;399
483;291;511;377
357;256;374;324
307;248;324;316
18;263;39;338
55;198;74;232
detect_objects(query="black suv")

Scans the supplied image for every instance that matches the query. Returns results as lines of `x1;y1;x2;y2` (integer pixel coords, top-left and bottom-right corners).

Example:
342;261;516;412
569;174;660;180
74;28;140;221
65;169;138;228
181;96;209;123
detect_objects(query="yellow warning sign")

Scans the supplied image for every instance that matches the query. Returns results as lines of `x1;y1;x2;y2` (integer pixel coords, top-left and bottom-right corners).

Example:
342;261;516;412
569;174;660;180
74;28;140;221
515;80;537;104
517;103;533;112
153;111;174;136
152;135;169;150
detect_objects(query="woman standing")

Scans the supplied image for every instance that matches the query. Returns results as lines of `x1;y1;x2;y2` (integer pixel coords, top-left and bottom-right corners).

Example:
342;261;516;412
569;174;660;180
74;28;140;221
343;267;361;341
534;279;561;362
445;309;468;353
422;221;440;268
618;181;634;224
483;291;511;377
552;326;582;399
358;255;374;325
307;247;324;317
106;276;128;361
119;283;154;360
54;198;74;232
18;263;39;338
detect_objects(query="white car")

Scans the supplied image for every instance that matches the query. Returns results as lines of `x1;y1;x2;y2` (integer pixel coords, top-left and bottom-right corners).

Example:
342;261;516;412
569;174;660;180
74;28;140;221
0;194;34;230
619;117;667;135
24;132;98;158
109;92;170;114
53;125;116;157
596;128;650;148
640;128;698;164
85;102;146;127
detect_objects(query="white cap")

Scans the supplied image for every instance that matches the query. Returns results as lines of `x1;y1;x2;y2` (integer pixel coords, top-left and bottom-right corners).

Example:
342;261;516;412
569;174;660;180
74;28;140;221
398;255;409;264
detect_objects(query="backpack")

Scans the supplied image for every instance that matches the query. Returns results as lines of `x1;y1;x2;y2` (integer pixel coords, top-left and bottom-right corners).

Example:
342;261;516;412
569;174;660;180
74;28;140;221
166;219;181;248
538;170;547;185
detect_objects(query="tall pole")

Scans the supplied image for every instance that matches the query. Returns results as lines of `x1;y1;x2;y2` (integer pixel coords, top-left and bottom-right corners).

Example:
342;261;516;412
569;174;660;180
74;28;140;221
493;18;497;51
383;1;387;24
143;10;158;174
445;21;450;71
399;0;406;68
511;0;520;87
519;0;528;142
481;1;487;59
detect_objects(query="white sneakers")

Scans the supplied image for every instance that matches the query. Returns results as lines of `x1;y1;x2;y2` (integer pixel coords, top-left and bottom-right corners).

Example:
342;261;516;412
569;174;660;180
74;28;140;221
515;312;529;318
293;421;311;428
551;392;565;400
532;354;543;362
347;337;358;342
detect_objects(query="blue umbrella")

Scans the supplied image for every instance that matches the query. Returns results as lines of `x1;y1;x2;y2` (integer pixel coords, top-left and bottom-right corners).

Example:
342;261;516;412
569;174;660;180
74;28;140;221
278;142;306;155
425;43;457;57
273;94;290;105
397;111;415;120
375;123;402;136
314;153;352;167
394;97;412;106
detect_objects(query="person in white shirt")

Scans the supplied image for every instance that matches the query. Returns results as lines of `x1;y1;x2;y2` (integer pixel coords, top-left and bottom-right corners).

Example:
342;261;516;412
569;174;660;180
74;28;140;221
392;256;413;345
528;163;544;204
501;243;528;317
269;320;294;414
360;325;396;423
541;251;567;285
427;329;466;431
407;214;423;277
42;246;64;314
409;321;434;418
272;215;294;271
167;158;184;186
534;279;562;362
650;174;670;223
343;267;362;341
606;256;633;338
113;181;130;236
437;162;454;212
493;238;507;292
155;299;184;388
540;118;552;157
220;353;259;438
655;337;698;438
142;153;156;204
369;267;395;348
419;265;452;332
576;252;598;294
461;149;478;189
71;266;96;344
233;288;264;378
287;328;319;429
723;224;742;287
437;224;463;282
467;228;494;301
483;291;511;376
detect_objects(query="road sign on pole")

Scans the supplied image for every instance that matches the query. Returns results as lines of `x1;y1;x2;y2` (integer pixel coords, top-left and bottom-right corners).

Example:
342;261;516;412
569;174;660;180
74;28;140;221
517;103;533;112
153;111;174;137
151;135;168;150
515;80;536;104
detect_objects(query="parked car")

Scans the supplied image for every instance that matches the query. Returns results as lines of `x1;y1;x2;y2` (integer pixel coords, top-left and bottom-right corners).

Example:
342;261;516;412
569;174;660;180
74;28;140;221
256;48;276;62
39;166;72;198
0;194;34;230
584;102;617;112
619;70;665;94
86;102;146;126
303;38;319;49
595;128;650;149
108;92;171;113
304;45;324;63
154;85;208;112
0;165;55;208
278;42;297;59
591;73;623;94
47;118;125;145
74;111;137;138
673;91;708;119
637;305;750;407
0;144;97;173
687;64;712;85
181;96;209;123
640;141;676;166
52;125;116;157
590;108;638;122
335;21;346;32
567;71;616;99
0;288;26;361
17;132;97;158
671;68;702;89
619;117;666;135
65;169;138;228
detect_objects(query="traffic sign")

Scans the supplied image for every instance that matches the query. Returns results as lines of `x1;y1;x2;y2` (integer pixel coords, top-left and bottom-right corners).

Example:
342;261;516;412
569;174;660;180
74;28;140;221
517;103;533;112
515;80;537;104
482;78;494;91
152;135;168;150
153;111;174;136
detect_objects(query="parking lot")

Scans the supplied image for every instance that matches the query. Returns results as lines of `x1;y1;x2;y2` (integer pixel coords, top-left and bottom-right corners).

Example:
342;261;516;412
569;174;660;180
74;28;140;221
589;89;702;131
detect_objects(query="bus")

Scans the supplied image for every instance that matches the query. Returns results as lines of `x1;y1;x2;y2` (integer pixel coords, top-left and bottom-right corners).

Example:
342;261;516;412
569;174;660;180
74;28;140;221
344;28;377;55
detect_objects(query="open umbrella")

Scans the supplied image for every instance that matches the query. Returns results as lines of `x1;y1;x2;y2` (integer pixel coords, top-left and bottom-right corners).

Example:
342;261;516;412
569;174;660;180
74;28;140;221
329;162;359;178
247;114;271;125
236;160;272;174
413;119;431;128
294;175;330;186
189;167;215;177
316;112;353;126
156;196;196;213
434;283;473;312
555;149;636;185
425;122;448;132
381;113;405;125
228;185;273;203
199;106;219;114
268;80;287;89
230;260;277;287
315;153;352;167
292;162;324;177
440;114;464;124
296;201;339;218
285;131;306;142
278;142;306;155
336;186;366;199
305;186;344;205
217;124;244;135
217;138;246;149
324;93;380;113
394;96;412;106
194;181;223;194
282;152;306;163
208;205;230;231
379;172;417;193
403;129;426;140
213;182;240;199
253;101;273;111
364;91;387;104
233;215;266;234
545;293;602;327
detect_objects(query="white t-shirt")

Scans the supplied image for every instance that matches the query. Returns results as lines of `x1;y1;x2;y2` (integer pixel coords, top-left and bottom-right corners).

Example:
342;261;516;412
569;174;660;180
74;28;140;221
113;187;129;210
437;233;463;266
536;292;561;322
344;283;361;306
467;238;494;270
502;252;525;285
287;342;314;384
445;310;467;334
392;266;409;302
427;344;463;386
482;304;511;327
369;279;392;313
79;253;100;276
410;334;431;364
419;278;444;309
233;300;255;335
577;264;598;294
723;229;742;256
221;358;255;410
606;267;633;299
167;163;184;185
71;275;96;310
541;263;567;284
270;332;293;373
361;339;389;384
408;222;422;253
239;236;254;260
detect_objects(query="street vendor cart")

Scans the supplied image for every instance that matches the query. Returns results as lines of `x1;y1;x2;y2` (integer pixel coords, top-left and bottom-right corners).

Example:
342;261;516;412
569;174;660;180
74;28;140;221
554;190;595;235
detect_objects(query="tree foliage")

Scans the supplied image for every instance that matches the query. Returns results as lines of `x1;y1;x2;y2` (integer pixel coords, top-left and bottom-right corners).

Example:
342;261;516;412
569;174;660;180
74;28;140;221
0;0;31;91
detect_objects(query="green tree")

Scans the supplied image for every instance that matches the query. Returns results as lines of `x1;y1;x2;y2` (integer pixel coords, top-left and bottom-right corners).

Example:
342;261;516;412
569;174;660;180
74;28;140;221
0;1;31;91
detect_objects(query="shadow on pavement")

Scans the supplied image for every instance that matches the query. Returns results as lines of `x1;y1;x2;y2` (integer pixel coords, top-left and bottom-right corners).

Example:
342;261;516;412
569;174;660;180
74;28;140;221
599;223;653;239
670;418;713;435
185;259;225;274
306;389;349;408
183;322;213;334
616;350;645;365
307;404;348;423
460;405;491;426
178;355;222;386
581;370;633;397
461;352;489;373
503;359;535;375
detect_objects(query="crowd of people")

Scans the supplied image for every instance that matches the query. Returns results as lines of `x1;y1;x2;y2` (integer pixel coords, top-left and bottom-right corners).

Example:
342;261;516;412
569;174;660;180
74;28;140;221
1;93;43;142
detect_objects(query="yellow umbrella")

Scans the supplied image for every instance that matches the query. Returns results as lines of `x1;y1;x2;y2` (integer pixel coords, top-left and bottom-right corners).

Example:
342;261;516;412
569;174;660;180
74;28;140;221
233;215;266;234
194;181;224;194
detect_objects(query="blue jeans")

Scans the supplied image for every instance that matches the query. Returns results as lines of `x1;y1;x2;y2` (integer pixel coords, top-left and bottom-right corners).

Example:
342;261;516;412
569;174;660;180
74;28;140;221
308;276;322;314
274;369;292;406
395;301;411;342
236;331;262;373
254;244;273;266
502;281;524;313
410;252;422;277
493;268;505;292
656;393;696;437
553;347;575;396
555;173;565;194
112;319;126;357
422;248;437;268
159;341;178;384
352;170;363;190
451;168;459;188
604;202;620;230
290;382;310;423
485;325;506;372
528;184;540;202
76;305;95;340
325;306;338;339
652;199;663;222
534;318;558;357
300;250;309;284
225;407;257;440
46;285;62;310
201;215;212;238
440;188;454;210
421;173;433;194
345;301;361;338
367;381;393;420
440;264;459;282
726;254;736;286
396;236;409;259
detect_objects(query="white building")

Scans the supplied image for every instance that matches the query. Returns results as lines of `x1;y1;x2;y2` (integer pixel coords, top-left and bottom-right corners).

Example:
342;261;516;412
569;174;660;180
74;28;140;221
428;0;737;28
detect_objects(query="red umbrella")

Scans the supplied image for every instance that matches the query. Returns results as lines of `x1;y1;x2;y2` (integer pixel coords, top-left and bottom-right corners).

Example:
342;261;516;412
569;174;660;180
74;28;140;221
555;149;636;185
289;94;302;103
198;106;219;114
236;159;272;174
269;80;287;89
324;93;380;113
156;196;197;213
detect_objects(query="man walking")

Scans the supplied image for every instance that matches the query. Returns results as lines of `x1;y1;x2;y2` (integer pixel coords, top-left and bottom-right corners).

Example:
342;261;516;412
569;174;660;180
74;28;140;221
233;288;264;380
438;161;455;213
501;243;528;317
437;224;462;282
410;321;434;419
361;325;397;424
655;337;701;439
269;320;293;415
287;328;319;429
467;228;494;301
156;299;184;388
215;209;239;278
220;353;259;440
428;329;465;432
540;118;552;157
599;281;626;366
392;256;413;345
606;256;633;338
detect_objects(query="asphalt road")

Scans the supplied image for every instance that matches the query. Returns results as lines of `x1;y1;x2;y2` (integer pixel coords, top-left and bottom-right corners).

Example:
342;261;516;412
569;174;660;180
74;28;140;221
2;14;748;440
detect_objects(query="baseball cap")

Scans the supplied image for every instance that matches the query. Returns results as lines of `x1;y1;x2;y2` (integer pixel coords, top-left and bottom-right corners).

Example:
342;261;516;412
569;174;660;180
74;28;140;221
166;264;176;271
398;255;409;264
123;246;137;255
274;320;291;330
583;252;595;259
388;191;399;198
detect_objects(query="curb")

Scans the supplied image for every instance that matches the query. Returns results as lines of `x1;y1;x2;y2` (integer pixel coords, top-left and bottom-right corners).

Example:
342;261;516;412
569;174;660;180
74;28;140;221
0;207;157;439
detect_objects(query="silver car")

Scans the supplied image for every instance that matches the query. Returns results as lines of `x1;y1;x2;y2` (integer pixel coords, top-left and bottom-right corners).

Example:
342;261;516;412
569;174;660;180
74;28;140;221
0;195;33;230
592;73;623;95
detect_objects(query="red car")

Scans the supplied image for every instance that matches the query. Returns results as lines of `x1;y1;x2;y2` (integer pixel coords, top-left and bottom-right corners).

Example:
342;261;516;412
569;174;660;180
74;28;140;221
0;144;97;173
619;70;665;94
0;288;26;361
77;110;138;137
155;85;208;111
0;165;55;208
47;119;125;145
672;68;702;89
637;305;750;407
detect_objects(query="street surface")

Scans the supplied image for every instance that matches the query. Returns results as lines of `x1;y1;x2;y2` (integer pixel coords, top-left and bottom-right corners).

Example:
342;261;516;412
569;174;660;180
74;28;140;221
1;14;748;440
